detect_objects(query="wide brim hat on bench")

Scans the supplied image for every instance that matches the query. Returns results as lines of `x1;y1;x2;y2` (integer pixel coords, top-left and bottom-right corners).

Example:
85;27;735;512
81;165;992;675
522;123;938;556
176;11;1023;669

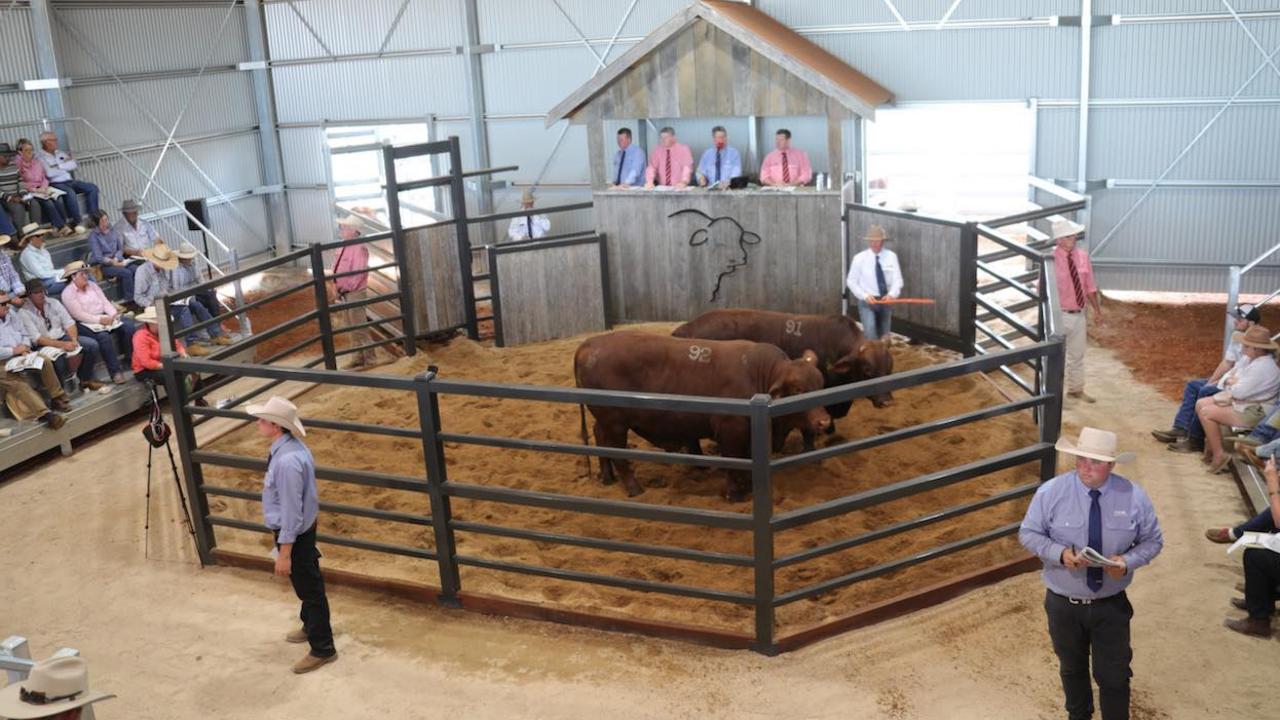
61;260;88;280
1232;324;1280;351
0;656;115;720
1056;426;1135;464
144;244;179;270
245;395;307;437
20;223;52;239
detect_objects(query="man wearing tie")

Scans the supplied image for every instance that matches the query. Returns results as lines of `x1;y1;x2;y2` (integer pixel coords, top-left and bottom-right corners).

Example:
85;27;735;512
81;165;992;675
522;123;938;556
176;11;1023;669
610;127;646;187
1020;427;1163;720
759;129;813;187
696;126;742;189
507;189;550;242
644;126;693;188
845;224;902;340
1052;219;1102;403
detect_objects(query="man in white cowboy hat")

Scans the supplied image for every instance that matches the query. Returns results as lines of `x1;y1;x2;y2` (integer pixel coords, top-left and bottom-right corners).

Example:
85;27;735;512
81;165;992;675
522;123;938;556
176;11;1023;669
245;395;338;674
171;242;231;347
0;231;26;305
1152;303;1260;449
0;290;70;428
845;224;903;340
1020;427;1163;720
134;244;215;356
0;655;114;719
1050;218;1102;403
17;225;66;295
331;216;376;367
506;189;550;242
113;198;163;257
60;260;136;385
1194;324;1280;473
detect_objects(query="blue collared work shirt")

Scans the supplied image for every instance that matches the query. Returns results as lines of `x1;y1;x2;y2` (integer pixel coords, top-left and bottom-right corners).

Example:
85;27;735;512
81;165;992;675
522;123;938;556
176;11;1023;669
610;145;646;186
1019;470;1163;599
696;145;743;185
261;434;319;545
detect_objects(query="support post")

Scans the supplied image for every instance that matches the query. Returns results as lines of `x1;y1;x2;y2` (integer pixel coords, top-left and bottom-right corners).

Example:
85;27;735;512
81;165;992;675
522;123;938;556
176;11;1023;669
487;246;504;347
1039;338;1065;483
28;0;71;149
382;143;421;353
416;368;462;605
228;248;252;336
1076;0;1092;194
162;355;216;566
243;0;295;254
446;137;480;340
460;0;495;246
310;243;338;370
586;115;606;190
156;296;176;353
749;393;776;655
1226;265;1242;353
826;105;845;184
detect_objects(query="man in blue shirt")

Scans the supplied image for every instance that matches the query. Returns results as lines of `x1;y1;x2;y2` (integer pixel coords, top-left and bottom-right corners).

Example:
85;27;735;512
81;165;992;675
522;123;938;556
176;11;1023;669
609;127;646;187
1020;427;1163;720
696;125;742;189
247;395;337;674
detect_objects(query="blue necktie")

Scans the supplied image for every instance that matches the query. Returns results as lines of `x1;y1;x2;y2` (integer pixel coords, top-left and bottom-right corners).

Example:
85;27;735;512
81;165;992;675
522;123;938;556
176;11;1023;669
874;255;888;298
1087;488;1103;592
715;149;722;183
615;150;624;185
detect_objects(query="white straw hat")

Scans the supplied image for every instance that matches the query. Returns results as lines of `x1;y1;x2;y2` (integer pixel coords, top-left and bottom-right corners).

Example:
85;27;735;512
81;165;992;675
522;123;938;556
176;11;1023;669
245;395;306;437
1055;427;1134;464
1051;219;1085;240
0;656;115;719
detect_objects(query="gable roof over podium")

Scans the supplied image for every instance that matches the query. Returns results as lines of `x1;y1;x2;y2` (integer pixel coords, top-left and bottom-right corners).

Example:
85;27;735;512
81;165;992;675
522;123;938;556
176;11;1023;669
545;0;893;127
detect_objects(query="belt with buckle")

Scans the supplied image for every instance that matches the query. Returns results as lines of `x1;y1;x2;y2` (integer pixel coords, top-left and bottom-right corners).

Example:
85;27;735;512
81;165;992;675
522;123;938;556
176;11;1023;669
1053;590;1124;605
1062;309;1082;314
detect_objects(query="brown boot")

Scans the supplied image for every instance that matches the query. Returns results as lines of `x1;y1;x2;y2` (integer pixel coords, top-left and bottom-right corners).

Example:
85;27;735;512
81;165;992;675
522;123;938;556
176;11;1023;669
285;628;307;644
292;652;337;674
41;412;65;430
51;396;72;413
1224;616;1272;637
1204;527;1233;544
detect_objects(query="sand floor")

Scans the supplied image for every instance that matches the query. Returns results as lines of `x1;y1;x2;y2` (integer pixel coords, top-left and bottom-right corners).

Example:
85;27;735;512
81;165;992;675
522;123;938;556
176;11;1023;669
0;338;1270;719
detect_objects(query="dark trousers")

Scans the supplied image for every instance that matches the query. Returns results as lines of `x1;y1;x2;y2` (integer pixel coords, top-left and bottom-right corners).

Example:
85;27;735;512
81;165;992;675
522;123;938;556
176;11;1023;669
99;263;137;302
1235;510;1279;537
51;180;99;219
1174;380;1218;442
1045;590;1133;720
282;524;335;658
76;317;136;375
1244;548;1280;621
0;203;14;236
31;196;67;229
50;335;101;382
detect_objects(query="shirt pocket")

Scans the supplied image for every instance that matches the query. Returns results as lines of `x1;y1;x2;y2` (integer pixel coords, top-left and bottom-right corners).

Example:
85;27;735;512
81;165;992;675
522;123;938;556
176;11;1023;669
1104;513;1139;551
1050;515;1087;547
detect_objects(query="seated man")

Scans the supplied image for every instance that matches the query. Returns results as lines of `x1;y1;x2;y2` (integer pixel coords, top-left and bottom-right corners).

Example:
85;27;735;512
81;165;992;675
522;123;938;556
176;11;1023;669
696;126;743;189
60;260;136;384
134;244;215;355
506;190;549;242
1195;325;1280;473
37;131;99;227
0;290;69;427
88;208;139;308
173;242;230;346
0;233;25;307
0;142;33;236
759;129;813;187
114;198;164;257
1154;303;1260;449
609;127;645;188
1225;457;1280;637
19;278;108;394
17;225;66;295
644;126;693;188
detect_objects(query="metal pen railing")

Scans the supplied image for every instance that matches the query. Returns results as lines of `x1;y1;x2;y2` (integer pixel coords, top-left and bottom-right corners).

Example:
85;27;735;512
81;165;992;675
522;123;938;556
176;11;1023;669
161;336;1064;655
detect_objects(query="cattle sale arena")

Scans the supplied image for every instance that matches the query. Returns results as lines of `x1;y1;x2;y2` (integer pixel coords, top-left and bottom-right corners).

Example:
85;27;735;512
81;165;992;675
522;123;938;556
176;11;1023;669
1;1;1275;718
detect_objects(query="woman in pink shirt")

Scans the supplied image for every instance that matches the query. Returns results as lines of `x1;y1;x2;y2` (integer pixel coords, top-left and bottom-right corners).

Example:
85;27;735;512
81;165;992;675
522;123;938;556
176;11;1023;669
16;138;78;236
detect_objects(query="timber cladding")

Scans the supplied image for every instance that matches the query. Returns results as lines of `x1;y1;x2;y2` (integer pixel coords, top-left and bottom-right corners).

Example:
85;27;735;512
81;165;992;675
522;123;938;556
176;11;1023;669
403;224;468;333
593;190;843;322
491;237;610;347
846;207;975;349
577;19;836;120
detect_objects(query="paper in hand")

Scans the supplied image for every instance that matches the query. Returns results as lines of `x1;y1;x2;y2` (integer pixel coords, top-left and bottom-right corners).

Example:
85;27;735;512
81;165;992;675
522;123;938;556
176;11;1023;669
1079;546;1125;568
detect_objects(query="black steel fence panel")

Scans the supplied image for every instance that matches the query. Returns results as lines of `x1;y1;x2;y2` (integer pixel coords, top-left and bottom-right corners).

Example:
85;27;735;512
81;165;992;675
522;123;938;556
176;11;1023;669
202;484;433;527
191;450;430;493
430;378;753;415
208;516;436;560
436;431;753;470
455;555;754;605
451;521;754;567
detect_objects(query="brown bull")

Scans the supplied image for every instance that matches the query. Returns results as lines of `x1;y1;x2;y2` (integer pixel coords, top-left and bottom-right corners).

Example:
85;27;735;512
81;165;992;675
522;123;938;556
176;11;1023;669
574;331;830;501
673;309;894;447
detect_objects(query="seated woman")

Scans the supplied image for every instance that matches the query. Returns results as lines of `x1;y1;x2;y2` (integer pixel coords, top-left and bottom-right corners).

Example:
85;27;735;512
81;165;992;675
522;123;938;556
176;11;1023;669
15;138;79;237
87;209;139;309
1197;325;1280;473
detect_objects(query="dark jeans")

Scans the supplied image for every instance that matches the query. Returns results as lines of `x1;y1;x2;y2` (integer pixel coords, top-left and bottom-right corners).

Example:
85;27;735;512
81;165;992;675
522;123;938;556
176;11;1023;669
1045;590;1133;720
51;180;98;219
185;297;222;339
41;279;67;296
0;203;14;236
1247;406;1280;444
76;317;136;375
857;299;892;340
2;199;28;233
1244;548;1280;621
1173;380;1219;442
1235;510;1278;537
50;335;101;382
279;524;335;658
99;263;138;303
31;196;67;229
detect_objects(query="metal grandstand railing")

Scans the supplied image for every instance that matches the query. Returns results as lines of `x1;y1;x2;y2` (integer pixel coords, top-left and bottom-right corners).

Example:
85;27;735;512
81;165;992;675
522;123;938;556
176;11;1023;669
1225;242;1280;350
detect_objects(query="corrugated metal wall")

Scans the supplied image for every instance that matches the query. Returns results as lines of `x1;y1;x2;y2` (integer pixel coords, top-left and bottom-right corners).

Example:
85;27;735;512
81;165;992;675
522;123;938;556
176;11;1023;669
0;1;270;261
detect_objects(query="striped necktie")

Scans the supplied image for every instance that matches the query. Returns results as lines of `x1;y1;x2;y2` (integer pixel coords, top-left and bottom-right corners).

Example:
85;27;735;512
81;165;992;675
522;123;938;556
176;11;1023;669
714;149;722;183
782;152;790;184
664;148;672;185
1067;251;1085;308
